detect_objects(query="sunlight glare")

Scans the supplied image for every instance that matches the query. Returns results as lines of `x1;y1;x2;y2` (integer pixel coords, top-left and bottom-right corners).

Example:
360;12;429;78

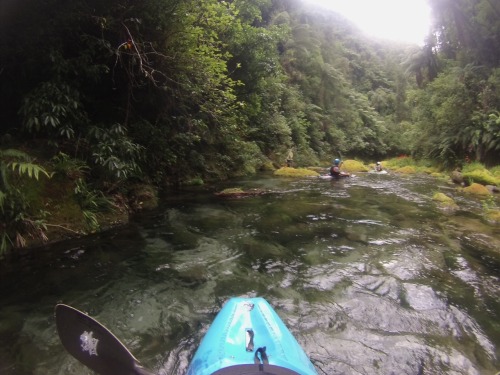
306;0;431;45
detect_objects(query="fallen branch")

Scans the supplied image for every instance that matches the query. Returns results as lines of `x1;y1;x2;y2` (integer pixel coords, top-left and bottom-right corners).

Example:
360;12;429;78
44;223;82;234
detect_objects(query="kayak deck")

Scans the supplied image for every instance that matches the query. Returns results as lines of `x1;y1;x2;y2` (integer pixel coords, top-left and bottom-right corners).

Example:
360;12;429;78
186;297;317;375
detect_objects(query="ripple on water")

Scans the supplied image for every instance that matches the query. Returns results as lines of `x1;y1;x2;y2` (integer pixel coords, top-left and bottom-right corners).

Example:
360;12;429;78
295;228;498;373
306;329;484;375
404;283;447;311
291;301;486;375
381;244;439;280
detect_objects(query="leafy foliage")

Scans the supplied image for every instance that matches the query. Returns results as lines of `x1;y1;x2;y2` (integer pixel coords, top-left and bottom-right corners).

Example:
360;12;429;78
0;149;51;254
19;82;87;140
51;152;89;179
74;179;113;231
410;63;500;167
408;0;500;167
0;149;51;194
87;124;143;181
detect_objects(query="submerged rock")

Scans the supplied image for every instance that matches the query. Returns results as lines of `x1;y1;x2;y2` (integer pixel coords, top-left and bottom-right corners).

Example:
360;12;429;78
485;185;499;193
215;187;267;198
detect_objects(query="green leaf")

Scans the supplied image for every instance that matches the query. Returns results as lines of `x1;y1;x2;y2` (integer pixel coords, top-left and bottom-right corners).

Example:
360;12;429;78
9;162;51;180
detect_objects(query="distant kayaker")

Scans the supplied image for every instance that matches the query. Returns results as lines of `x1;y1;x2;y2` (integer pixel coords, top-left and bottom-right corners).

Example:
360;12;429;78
375;161;383;172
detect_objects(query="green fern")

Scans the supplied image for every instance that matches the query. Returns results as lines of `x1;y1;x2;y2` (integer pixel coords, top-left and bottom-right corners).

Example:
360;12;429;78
74;179;113;232
0;149;51;190
0;148;52;255
9;162;52;180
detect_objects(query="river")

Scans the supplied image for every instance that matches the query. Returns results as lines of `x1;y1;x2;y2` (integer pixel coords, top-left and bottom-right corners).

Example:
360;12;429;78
0;172;499;375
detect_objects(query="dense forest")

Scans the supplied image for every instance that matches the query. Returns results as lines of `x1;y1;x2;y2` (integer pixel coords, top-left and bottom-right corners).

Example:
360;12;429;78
0;0;499;252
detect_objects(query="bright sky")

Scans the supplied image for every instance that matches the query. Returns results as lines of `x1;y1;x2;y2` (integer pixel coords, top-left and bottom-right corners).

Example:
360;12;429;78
306;0;432;45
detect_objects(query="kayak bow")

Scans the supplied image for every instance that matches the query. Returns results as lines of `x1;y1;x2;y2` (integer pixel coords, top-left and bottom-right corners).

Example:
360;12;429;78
55;297;317;375
186;297;317;375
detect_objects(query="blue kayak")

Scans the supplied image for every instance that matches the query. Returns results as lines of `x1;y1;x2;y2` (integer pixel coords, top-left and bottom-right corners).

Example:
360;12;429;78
55;298;317;375
186;297;318;375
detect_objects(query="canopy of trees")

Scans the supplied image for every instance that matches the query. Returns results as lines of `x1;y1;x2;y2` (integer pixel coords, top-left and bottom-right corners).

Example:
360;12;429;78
1;0;499;181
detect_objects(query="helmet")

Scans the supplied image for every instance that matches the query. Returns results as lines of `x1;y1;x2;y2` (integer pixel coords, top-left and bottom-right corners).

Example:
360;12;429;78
334;158;340;165
376;161;381;165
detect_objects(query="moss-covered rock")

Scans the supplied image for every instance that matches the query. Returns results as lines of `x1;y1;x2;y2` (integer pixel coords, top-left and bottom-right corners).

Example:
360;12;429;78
484;209;500;224
432;192;459;211
461;162;499;186
461;183;491;196
215;188;267;198
218;188;245;195
274;167;319;177
433;192;454;203
307;166;327;173
462;169;499;186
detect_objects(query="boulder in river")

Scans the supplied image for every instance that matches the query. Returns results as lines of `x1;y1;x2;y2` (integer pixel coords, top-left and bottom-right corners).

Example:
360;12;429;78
461;183;491;196
450;169;464;185
432;192;459;212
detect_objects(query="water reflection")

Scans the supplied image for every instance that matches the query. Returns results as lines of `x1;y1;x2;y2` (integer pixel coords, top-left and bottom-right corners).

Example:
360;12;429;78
0;173;498;374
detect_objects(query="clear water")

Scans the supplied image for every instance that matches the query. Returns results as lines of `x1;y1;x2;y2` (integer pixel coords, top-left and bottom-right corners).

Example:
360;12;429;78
0;172;499;375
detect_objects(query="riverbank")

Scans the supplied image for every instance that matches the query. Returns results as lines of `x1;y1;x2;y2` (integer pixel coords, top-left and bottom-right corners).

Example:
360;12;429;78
2;152;499;256
21;181;158;250
0;144;160;255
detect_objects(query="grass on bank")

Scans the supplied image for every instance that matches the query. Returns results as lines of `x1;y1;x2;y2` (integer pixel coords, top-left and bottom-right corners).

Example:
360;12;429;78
461;162;499;186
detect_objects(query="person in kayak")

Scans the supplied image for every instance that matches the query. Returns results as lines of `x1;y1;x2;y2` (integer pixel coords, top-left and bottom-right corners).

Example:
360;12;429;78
375;161;383;172
330;158;349;178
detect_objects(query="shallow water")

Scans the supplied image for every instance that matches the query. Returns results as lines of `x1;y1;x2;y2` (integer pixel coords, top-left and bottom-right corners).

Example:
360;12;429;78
0;172;499;375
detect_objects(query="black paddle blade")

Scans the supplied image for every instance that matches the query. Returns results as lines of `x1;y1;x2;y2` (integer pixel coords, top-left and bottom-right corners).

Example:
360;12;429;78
55;304;155;375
